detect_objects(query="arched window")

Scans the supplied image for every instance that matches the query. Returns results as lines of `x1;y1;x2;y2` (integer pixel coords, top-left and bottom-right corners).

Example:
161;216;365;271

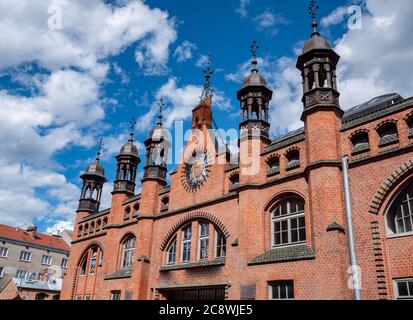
229;173;239;190
121;236;136;269
377;121;399;146
78;246;103;276
90;222;95;234
124;207;131;221
161;197;169;212
167;239;177;265
181;224;192;263
350;131;370;154
267;156;280;175
271;197;306;247
386;182;413;235
133;203;140;218
286;149;300;170
78;225;83;238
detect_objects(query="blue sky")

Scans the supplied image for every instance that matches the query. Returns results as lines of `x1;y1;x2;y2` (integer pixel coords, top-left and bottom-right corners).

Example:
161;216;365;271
0;0;412;233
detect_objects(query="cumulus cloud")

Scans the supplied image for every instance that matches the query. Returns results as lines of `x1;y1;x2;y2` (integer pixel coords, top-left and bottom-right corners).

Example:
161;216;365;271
253;9;290;36
0;0;178;230
136;77;232;132
320;6;348;29
235;0;251;18
173;41;197;63
226;0;413;136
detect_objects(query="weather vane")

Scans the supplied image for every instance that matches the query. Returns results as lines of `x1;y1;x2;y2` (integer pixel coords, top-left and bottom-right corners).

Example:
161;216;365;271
309;0;319;34
157;98;165;126
96;138;103;161
250;40;259;70
129;118;136;141
200;52;214;102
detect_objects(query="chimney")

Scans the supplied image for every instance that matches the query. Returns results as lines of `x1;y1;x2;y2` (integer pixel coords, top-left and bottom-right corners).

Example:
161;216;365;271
27;225;37;239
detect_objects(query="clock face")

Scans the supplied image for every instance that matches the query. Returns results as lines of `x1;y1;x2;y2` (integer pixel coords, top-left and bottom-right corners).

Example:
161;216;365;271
181;148;211;192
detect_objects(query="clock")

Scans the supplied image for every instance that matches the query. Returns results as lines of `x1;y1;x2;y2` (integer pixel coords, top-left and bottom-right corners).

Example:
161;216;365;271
181;148;211;192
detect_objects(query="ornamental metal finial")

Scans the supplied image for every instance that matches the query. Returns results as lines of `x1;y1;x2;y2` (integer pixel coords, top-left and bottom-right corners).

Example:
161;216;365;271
200;52;214;102
157;98;165;126
250;40;259;71
96;138;103;161
129;118;136;142
309;0;319;35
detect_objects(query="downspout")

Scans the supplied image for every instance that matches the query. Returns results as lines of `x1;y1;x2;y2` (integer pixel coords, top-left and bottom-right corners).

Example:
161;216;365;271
342;156;362;300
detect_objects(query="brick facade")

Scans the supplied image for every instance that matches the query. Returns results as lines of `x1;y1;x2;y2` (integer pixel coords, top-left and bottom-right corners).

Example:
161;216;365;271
61;31;413;300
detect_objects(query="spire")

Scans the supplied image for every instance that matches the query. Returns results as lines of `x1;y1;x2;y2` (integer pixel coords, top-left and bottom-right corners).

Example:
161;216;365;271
309;0;319;35
129;118;136;142
250;40;259;72
200;52;214;102
96;138;103;162
157;98;164;127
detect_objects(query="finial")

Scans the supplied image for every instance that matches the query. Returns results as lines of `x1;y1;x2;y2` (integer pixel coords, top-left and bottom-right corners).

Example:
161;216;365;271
157;98;164;126
250;40;259;71
309;0;319;35
96;138;103;161
129;118;136;142
200;52;214;102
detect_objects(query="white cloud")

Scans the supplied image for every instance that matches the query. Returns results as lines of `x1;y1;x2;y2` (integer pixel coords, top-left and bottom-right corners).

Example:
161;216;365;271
320;6;348;29
0;0;178;230
195;54;211;68
173;41;197;63
226;0;413;136
253;9;290;36
0;0;177;76
235;0;251;18
136;77;232;132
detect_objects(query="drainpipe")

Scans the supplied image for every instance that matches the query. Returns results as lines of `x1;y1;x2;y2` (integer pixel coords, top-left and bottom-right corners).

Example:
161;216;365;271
342;156;362;300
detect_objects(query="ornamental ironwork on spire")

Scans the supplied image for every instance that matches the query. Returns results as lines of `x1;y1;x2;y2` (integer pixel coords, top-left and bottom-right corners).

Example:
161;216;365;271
250;40;259;71
200;53;214;102
309;0;319;35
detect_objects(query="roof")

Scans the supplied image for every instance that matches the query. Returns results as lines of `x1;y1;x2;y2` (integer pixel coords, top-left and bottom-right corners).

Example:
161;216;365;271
342;93;404;123
83;159;106;178
0;274;13;293
0;224;70;252
265;93;409;149
302;33;332;54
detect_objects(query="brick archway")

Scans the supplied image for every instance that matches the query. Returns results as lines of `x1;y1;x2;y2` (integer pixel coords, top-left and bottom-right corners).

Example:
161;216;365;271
160;212;230;250
369;160;413;215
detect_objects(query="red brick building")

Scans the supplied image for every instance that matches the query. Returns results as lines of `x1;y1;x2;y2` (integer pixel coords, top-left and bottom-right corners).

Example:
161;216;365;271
61;19;413;300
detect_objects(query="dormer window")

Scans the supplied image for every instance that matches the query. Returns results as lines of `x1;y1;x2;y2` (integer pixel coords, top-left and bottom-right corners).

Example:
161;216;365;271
350;131;370;154
229;173;239;190
286;149;300;170
267;156;280;176
161;197;169;212
377;121;399;147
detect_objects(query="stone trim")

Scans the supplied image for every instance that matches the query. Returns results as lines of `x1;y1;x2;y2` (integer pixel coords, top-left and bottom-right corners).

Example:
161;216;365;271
81;209;110;222
263;131;305;155
104;268;132;280
368;160;413;215
160;258;225;272
248;244;315;266
370;221;388;299
156;281;230;290
160;212;230;250
326;222;346;233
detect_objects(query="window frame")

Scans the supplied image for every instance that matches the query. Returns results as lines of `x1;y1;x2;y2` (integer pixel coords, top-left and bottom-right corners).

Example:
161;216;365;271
121;236;136;269
214;230;227;258
19;251;32;262
111;290;121;301
41;255;53;266
16;269;28;279
268;281;294;300
166;239;177;265
0;266;3;278
61;258;68;269
394;278;413;300
271;198;306;248
0;246;8;258
198;222;209;261
181;224;192;264
386;183;413;237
